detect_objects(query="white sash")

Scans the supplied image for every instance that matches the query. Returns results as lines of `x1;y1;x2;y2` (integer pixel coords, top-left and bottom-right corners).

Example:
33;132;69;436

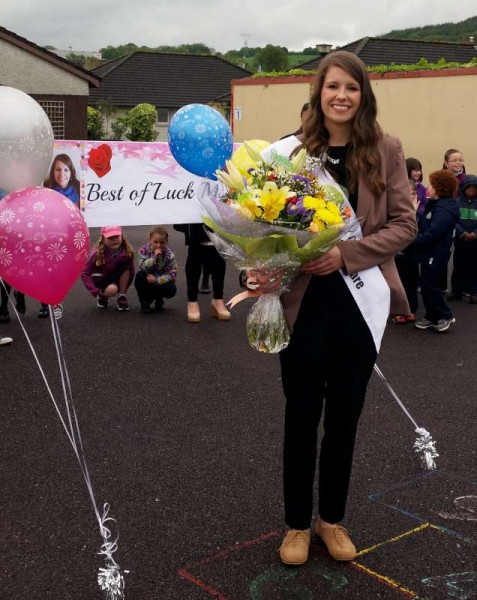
262;137;390;353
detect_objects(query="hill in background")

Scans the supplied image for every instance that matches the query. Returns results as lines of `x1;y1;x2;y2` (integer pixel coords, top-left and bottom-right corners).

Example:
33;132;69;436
381;15;477;43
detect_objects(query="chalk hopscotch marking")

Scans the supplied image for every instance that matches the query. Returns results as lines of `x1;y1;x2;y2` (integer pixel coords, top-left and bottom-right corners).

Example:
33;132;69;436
421;571;477;599
435;496;477;521
178;521;473;599
177;530;280;600
249;564;348;599
368;470;477;541
352;523;432;598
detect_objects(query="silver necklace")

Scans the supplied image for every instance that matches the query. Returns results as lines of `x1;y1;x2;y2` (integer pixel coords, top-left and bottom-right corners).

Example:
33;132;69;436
326;155;340;165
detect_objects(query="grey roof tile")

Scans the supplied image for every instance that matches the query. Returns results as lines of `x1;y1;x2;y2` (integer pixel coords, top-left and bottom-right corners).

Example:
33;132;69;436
90;52;251;107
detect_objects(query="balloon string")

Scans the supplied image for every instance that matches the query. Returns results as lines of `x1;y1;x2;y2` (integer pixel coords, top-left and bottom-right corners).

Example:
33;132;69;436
0;280;121;571
373;364;419;429
48;308;120;567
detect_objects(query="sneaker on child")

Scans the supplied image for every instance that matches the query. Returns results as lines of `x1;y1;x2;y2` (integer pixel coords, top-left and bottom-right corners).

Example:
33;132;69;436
434;318;455;333
96;294;108;309
117;295;129;311
414;318;435;330
38;304;49;318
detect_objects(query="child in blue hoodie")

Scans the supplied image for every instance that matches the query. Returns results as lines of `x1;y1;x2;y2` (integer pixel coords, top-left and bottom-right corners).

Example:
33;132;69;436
447;174;477;303
410;169;459;332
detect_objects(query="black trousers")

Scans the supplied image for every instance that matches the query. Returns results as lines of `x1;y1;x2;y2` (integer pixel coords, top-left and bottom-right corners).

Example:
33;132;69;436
420;263;453;322
134;270;177;304
395;253;419;314
0;281;28;310
185;244;226;302
279;274;377;529
450;243;477;296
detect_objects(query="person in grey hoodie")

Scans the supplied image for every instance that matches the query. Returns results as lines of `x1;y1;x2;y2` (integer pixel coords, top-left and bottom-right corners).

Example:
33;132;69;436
409;169;460;332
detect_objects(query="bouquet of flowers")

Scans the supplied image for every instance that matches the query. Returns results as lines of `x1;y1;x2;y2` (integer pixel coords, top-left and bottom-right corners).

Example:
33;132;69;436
196;142;358;353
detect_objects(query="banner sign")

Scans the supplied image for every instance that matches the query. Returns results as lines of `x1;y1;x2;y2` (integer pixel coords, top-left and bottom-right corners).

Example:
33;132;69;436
50;140;225;227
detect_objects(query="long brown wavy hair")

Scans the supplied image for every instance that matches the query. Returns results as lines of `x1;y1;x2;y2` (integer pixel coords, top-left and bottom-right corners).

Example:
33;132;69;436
44;153;81;197
95;234;135;266
302;51;385;195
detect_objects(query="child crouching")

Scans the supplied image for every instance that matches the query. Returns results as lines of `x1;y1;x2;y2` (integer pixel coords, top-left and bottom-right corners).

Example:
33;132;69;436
134;226;178;313
81;226;135;311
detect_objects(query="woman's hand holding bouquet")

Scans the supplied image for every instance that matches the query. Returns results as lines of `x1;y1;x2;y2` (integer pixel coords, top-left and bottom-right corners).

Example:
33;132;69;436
196;142;357;353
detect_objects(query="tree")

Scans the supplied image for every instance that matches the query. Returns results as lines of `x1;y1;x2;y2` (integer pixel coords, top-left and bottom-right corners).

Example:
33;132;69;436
255;44;288;71
87;107;104;140
66;52;86;67
126;103;158;141
110;117;128;141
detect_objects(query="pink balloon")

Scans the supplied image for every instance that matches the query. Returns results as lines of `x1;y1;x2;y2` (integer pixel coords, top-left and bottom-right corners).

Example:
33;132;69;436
0;187;90;304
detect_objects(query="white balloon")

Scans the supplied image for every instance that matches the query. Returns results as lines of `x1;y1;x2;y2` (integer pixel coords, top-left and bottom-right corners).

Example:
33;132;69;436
0;86;54;193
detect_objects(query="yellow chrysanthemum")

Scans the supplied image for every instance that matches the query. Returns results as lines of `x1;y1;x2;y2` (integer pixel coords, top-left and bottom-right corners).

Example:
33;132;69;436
309;220;325;233
325;201;341;215
303;195;326;211
259;182;289;222
315;207;344;226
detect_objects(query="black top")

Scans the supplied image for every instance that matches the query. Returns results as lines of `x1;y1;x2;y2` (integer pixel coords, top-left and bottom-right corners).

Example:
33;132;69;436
326;144;358;212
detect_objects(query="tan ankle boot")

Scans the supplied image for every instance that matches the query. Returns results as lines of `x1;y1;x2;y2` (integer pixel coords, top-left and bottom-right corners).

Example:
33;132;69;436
315;521;356;561
279;529;310;565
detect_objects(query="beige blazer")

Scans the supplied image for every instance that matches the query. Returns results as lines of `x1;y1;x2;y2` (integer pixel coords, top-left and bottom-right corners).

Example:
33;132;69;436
282;135;418;332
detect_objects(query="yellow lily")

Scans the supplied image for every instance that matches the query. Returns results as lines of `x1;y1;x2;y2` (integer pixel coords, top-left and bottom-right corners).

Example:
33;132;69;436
290;148;307;173
215;160;246;191
243;141;265;165
259;181;289;222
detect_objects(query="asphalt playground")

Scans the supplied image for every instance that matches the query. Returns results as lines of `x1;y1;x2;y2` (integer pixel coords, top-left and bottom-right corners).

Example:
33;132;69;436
1;226;476;600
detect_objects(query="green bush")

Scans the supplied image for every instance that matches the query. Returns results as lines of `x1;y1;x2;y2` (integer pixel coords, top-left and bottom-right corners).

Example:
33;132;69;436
87;106;104;140
127;103;158;141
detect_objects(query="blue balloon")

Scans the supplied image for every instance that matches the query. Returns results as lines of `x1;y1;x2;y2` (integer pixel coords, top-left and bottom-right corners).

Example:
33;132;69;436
168;104;233;180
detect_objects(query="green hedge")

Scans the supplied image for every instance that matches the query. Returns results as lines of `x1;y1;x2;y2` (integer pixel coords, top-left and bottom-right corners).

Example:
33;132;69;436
251;57;477;79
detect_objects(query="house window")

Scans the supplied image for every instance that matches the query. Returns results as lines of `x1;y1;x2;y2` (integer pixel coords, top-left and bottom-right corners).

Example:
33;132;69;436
156;108;177;124
38;101;65;139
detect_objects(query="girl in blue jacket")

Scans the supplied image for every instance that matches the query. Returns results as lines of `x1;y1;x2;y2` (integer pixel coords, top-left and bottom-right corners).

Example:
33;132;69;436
410;169;459;332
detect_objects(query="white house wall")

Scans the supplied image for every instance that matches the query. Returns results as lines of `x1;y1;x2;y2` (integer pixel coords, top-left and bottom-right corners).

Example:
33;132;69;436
0;39;89;96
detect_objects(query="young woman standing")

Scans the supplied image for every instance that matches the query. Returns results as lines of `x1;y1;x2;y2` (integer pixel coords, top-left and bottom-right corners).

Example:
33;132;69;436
254;51;417;566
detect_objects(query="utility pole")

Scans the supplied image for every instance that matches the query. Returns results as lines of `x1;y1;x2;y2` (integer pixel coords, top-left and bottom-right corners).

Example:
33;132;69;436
240;34;251;69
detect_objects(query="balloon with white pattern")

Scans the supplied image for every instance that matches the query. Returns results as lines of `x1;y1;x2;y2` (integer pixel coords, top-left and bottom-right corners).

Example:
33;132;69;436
168;103;233;180
0;186;89;304
0;86;54;193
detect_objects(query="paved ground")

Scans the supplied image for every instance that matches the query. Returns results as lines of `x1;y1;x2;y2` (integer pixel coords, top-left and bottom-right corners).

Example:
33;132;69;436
1;226;476;600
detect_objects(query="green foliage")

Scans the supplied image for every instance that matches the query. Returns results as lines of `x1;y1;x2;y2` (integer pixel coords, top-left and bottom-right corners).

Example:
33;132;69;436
382;15;477;42
126;103;158;141
100;43;141;60
367;57;477;74
110;117;128;141
252;57;477;79
87;107;104;140
255;44;288;71
99;42;214;60
66;52;86;67
252;68;314;78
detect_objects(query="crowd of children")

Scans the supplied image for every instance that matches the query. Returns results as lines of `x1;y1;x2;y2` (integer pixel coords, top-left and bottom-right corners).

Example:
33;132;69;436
393;147;477;333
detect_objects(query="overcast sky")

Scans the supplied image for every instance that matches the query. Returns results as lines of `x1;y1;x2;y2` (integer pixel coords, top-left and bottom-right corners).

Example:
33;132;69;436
2;1;476;53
